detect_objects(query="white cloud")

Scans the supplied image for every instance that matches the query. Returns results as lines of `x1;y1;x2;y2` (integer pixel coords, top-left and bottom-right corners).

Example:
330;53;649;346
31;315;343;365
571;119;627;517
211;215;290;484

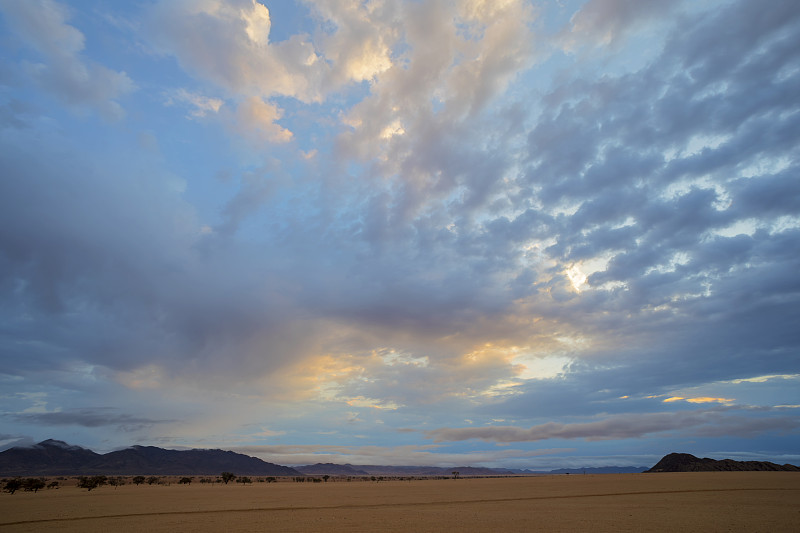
167;89;224;118
147;0;324;102
234;96;293;143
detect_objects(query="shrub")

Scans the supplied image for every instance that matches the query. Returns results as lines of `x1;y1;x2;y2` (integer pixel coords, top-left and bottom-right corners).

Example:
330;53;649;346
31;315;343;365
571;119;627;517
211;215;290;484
132;476;145;485
179;477;193;485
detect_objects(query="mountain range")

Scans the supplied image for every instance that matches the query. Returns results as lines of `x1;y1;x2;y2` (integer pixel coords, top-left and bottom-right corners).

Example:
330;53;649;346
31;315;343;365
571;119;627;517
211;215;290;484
295;463;520;476
0;440;301;476
6;441;787;477
646;453;800;472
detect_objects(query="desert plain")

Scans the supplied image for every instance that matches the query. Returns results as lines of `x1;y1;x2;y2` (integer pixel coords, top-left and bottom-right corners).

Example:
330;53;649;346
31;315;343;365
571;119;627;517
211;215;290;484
1;472;798;532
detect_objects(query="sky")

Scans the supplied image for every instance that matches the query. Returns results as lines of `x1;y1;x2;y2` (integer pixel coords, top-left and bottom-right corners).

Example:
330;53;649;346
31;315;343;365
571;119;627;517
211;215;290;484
0;0;799;470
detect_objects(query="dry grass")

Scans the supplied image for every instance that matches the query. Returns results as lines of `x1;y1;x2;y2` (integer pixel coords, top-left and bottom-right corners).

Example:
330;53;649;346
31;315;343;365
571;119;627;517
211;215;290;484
1;472;798;532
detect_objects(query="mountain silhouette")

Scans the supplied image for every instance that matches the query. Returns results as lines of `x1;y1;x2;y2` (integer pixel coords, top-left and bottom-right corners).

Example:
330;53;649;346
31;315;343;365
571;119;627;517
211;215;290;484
647;453;800;472
0;440;301;476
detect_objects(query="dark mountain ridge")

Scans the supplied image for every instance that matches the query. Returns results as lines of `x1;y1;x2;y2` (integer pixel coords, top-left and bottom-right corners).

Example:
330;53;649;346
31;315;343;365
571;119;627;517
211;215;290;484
647;453;800;472
0;440;300;476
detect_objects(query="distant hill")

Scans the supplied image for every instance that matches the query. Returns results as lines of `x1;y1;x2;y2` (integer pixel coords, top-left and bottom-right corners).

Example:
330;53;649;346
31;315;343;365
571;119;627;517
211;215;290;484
0;439;301;477
295;463;517;476
647;453;800;472
296;463;371;476
516;466;647;475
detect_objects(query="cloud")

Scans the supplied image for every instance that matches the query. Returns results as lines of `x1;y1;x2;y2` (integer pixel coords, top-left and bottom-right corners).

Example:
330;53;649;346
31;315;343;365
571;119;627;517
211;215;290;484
233;96;293;143
426;408;800;443
0;0;134;119
13;408;170;431
228;443;570;467
147;0;322;102
562;0;682;50
309;0;397;84
663;397;735;405
166;89;224;118
1;0;799;464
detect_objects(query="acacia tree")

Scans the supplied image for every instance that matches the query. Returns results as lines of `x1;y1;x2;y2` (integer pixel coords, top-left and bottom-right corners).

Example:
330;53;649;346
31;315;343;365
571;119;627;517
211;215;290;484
3;479;22;494
23;478;46;492
77;476;107;491
220;472;236;484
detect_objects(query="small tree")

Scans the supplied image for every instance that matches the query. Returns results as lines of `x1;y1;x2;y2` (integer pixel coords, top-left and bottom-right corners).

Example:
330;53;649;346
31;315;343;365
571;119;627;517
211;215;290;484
452;471;460;479
77;476;107;491
132;476;145;486
179;477;193;485
322;475;330;483
146;476;160;485
220;472;236;484
23;478;46;493
236;476;252;484
108;477;125;489
47;481;59;489
3;479;22;494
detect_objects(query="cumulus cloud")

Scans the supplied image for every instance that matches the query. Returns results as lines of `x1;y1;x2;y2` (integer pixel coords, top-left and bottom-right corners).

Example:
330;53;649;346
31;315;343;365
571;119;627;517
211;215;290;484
147;0;323;102
233;96;293;143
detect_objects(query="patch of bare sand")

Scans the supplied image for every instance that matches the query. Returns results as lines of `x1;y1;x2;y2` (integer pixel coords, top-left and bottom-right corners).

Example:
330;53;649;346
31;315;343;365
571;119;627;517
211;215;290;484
1;472;798;532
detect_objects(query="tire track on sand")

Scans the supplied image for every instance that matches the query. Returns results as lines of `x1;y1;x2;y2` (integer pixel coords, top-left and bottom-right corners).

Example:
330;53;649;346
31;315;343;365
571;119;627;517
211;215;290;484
2;487;796;527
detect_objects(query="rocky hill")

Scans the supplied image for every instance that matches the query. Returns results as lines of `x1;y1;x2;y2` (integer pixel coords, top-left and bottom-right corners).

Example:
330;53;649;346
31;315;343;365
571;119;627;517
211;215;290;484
647;453;800;472
0;439;301;476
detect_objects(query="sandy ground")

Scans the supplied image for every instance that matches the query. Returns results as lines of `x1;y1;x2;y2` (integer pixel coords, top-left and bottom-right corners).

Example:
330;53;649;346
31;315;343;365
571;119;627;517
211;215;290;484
1;472;798;532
